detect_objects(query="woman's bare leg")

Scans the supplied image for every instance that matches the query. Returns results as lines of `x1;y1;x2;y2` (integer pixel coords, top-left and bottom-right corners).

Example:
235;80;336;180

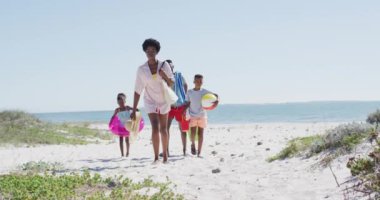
148;113;160;161
159;113;169;162
166;117;174;156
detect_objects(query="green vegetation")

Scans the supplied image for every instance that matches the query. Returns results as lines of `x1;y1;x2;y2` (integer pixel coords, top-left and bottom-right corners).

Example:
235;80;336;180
347;157;374;176
367;109;380;130
0;170;184;200
345;140;380;198
18;161;64;175
344;110;380;198
268;122;372;163
267;135;323;162
0;112;184;199
265;109;380;198
0;111;112;146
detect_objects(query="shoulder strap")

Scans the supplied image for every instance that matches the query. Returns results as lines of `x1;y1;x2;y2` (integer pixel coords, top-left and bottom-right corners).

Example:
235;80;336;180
159;61;166;70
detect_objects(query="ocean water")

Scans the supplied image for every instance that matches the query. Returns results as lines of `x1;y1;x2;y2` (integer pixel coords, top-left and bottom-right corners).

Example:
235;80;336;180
34;101;380;124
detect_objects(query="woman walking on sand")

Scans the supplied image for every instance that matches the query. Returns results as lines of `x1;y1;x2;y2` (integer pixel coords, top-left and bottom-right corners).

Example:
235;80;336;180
130;38;174;163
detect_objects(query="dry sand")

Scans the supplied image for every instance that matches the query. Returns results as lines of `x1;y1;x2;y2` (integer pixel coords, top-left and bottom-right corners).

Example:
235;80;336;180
0;123;361;200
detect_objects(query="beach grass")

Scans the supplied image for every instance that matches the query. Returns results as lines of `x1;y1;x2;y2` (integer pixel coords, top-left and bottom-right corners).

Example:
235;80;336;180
18;161;65;175
344;141;380;197
268;122;372;163
0;170;184;200
267;135;323;162
0;111;112;146
342;110;380;197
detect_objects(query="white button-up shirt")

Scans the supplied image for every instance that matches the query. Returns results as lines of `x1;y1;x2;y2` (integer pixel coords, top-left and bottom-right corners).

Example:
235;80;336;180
134;60;174;114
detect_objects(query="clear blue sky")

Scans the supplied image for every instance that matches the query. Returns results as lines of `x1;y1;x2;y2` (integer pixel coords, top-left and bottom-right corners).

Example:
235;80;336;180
1;0;379;113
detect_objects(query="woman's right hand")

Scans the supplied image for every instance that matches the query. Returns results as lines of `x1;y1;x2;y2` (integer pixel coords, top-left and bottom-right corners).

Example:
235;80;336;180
130;111;136;120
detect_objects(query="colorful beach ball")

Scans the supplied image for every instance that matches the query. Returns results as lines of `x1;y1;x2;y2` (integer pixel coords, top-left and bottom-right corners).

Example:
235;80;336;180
202;93;218;110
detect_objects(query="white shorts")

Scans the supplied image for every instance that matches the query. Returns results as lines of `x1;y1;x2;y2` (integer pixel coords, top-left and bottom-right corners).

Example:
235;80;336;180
144;102;171;115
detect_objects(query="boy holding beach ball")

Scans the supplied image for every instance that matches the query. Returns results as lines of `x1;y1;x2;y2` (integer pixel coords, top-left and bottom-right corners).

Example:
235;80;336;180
184;74;219;157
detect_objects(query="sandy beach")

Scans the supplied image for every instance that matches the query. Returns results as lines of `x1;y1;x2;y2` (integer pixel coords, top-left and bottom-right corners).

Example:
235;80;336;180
0;123;358;200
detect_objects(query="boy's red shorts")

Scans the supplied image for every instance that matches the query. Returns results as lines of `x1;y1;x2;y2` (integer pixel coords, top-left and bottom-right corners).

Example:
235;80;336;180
169;105;189;131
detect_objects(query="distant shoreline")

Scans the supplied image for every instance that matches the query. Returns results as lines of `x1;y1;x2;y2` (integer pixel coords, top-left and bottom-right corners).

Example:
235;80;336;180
30;101;380;124
31;100;380;114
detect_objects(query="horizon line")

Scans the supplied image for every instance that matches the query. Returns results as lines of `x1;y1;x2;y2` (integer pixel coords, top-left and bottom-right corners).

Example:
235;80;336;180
22;100;380;114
